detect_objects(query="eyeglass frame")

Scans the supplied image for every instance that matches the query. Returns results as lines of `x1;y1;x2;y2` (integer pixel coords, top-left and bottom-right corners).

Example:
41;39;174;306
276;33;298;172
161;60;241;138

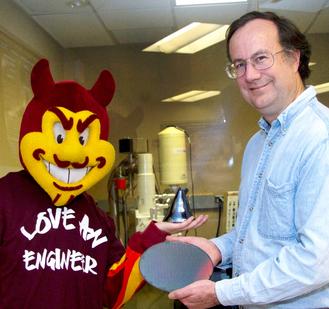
225;49;289;79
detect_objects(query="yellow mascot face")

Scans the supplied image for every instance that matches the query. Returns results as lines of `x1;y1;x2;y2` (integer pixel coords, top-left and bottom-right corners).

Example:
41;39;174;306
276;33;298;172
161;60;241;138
20;107;115;206
19;59;116;206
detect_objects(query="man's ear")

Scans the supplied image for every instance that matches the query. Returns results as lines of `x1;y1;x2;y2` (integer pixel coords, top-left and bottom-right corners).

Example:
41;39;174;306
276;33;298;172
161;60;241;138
290;49;301;73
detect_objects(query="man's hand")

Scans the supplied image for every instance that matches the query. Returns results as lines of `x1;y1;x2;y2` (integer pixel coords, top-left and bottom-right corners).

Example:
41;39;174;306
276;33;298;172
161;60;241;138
168;279;220;309
155;215;208;235
166;235;221;266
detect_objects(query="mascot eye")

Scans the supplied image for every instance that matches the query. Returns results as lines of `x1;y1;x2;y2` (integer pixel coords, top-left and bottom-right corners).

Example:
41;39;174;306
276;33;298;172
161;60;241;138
79;128;89;145
53;122;66;144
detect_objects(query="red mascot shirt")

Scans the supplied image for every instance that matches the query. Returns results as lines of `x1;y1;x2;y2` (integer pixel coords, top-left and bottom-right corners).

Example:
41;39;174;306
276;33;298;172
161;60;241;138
0;170;166;309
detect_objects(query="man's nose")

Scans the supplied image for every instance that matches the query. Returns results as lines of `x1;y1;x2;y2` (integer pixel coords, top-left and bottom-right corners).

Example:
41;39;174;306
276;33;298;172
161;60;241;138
244;62;261;81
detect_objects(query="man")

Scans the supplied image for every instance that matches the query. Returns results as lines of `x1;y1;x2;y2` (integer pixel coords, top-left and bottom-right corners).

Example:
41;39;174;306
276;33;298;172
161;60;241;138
167;11;329;308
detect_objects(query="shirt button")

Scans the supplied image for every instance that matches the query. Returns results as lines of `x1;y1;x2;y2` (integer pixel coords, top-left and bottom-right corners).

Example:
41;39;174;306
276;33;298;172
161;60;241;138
268;141;273;147
234;272;239;277
249;207;253;211
258;173;263;178
239;239;244;244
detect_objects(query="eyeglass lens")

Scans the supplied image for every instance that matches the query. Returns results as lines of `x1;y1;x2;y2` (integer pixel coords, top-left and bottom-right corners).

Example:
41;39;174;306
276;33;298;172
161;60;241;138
226;51;277;79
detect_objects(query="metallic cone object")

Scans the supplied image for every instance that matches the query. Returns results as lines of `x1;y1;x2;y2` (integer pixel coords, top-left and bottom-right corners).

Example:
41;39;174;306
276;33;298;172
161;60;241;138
163;187;193;223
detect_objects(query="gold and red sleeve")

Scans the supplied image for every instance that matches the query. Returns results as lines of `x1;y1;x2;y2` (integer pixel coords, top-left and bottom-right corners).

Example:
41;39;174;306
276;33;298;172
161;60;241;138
104;221;168;309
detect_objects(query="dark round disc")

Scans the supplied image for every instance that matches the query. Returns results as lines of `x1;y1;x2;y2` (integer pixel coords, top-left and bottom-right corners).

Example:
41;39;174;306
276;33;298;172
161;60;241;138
139;241;213;292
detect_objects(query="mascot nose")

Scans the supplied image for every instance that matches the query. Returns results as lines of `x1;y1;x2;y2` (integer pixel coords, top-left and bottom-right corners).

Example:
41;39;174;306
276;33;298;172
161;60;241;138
54;154;89;168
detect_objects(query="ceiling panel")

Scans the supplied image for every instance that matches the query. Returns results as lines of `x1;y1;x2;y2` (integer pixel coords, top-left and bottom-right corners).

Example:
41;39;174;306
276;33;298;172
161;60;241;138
34;12;115;47
174;4;249;27
12;0;329;48
307;7;329;34
260;0;329;13
113;27;174;45
99;8;174;30
14;0;91;14
91;0;172;10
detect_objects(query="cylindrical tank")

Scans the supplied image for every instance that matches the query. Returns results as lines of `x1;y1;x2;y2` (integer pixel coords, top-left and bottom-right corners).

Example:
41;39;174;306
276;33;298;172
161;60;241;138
158;126;187;185
137;153;155;215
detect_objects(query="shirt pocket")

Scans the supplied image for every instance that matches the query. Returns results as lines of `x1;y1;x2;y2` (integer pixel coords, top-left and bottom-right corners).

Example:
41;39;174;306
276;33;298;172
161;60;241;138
258;178;296;240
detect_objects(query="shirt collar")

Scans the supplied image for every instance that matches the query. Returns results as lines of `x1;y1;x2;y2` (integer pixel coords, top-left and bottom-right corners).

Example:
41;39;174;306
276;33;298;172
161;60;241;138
258;86;317;135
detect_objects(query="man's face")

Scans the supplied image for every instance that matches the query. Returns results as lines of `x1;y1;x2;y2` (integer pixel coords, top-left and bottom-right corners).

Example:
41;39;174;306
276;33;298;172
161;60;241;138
229;19;302;122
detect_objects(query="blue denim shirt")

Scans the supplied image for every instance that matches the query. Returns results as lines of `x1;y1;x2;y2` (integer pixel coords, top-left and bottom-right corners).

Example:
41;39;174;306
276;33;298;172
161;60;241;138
212;86;329;308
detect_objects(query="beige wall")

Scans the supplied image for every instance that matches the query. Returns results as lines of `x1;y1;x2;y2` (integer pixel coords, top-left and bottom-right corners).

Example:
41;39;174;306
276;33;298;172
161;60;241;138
0;0;64;73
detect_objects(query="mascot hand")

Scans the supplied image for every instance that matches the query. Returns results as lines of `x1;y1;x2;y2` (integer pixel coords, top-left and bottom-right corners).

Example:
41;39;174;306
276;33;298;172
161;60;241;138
155;215;208;235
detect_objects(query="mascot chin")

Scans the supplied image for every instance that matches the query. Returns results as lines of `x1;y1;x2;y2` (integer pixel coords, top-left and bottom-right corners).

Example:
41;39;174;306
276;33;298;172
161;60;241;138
0;59;204;309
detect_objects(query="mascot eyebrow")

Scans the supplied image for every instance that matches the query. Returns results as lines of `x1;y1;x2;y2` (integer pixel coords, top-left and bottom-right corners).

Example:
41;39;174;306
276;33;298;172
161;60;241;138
48;106;99;133
77;115;98;133
48;106;74;130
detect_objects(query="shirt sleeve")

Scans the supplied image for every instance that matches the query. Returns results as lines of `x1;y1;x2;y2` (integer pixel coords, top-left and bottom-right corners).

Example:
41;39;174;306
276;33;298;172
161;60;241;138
211;228;236;268
215;139;329;306
103;221;168;309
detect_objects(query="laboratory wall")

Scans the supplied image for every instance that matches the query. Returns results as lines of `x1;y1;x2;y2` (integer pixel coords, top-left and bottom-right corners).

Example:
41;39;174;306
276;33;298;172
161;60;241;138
0;0;63;72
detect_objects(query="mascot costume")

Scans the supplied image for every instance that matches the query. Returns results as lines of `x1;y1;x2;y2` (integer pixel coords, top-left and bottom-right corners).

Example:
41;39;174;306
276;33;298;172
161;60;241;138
0;59;206;309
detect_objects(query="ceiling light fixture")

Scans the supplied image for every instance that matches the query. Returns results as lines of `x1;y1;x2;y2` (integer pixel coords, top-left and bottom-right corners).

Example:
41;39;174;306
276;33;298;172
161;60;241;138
66;0;89;9
162;90;220;102
143;22;229;54
314;82;329;94
176;0;247;5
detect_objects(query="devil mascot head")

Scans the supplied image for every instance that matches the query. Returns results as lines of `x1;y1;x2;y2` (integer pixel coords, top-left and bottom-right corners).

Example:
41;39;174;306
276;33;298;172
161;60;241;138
19;59;116;206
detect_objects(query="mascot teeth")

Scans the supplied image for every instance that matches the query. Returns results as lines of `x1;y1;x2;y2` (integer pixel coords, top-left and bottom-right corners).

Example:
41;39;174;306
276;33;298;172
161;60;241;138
43;160;90;184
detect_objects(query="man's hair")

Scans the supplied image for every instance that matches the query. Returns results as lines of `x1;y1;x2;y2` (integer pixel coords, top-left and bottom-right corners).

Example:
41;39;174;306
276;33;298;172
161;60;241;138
226;11;311;83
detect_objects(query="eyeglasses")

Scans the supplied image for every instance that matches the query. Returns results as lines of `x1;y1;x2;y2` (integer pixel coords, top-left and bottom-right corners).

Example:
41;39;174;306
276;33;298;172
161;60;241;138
225;49;286;79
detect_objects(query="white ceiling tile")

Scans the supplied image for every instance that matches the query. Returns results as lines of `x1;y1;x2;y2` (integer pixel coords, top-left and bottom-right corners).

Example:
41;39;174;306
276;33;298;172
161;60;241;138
260;0;328;13
10;0;329;47
99;8;174;30
174;4;249;27
34;13;115;47
113;27;174;44
91;0;171;10
14;0;90;14
307;8;329;34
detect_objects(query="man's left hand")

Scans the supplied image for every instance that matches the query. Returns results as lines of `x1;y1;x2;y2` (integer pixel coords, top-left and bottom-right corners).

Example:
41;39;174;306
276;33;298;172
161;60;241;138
168;279;220;309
